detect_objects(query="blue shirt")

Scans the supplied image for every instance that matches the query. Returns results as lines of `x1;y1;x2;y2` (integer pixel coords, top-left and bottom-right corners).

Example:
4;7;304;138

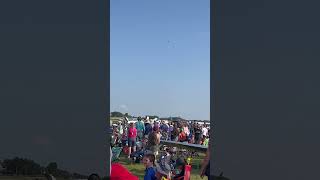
136;121;145;132
144;167;156;180
145;123;153;135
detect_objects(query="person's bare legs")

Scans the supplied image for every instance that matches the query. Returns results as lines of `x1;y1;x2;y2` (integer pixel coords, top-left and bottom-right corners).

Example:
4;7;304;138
128;146;131;158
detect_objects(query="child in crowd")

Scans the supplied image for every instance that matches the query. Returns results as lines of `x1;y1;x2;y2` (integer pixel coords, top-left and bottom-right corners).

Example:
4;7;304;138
142;154;157;180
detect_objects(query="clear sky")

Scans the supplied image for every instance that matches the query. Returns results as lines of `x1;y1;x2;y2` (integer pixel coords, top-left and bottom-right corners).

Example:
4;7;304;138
111;0;210;120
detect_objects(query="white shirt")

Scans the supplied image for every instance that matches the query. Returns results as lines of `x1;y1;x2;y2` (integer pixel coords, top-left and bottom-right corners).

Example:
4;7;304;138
202;127;208;136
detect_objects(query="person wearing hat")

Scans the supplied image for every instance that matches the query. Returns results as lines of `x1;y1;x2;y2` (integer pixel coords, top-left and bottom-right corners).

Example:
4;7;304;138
144;119;153;137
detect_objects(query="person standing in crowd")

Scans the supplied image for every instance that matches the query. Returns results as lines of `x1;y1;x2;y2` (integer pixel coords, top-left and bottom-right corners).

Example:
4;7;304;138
136;117;145;141
144;119;153;138
202;125;208;137
194;124;202;144
153;120;159;130
203;135;209;146
128;122;137;158
118;122;123;136
160;121;169;140
183;123;190;141
146;126;161;157
121;127;128;147
168;123;174;141
172;123;180;142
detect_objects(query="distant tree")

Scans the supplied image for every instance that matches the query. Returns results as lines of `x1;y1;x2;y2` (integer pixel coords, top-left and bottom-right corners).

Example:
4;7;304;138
111;111;124;117
148;115;159;119
124;113;133;118
46;162;58;175
1;157;86;178
2;157;41;175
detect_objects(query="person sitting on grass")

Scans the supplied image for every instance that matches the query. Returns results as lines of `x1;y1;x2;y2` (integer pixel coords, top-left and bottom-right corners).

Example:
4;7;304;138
172;157;186;180
142;154;157;180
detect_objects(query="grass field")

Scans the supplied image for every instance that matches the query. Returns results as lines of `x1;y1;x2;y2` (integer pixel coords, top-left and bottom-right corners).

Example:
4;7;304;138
113;154;208;180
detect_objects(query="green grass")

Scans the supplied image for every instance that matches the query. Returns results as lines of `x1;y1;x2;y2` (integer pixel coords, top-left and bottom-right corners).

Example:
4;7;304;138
113;154;208;180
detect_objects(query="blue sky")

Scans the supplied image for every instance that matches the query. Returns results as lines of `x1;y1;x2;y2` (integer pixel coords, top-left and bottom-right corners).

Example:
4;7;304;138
110;0;210;120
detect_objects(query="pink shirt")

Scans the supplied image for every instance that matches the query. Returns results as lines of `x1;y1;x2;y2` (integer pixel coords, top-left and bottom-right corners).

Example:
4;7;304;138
128;127;137;138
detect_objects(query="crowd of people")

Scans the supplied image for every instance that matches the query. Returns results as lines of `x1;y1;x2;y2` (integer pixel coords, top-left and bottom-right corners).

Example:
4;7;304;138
110;116;211;180
112;117;210;149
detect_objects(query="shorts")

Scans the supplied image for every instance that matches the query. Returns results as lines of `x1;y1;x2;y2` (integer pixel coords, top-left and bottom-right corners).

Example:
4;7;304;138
128;138;136;147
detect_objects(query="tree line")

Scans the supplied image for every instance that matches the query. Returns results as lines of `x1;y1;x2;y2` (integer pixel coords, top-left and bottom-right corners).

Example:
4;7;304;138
0;157;87;179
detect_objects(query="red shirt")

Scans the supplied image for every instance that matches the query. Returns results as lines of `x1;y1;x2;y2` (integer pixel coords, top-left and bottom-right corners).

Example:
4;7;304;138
178;132;186;141
111;163;139;180
128;127;137;138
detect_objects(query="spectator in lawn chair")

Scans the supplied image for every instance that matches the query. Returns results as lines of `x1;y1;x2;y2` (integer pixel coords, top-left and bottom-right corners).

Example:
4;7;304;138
172;157;186;180
127;122;137;158
136;117;145;141
130;138;146;163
